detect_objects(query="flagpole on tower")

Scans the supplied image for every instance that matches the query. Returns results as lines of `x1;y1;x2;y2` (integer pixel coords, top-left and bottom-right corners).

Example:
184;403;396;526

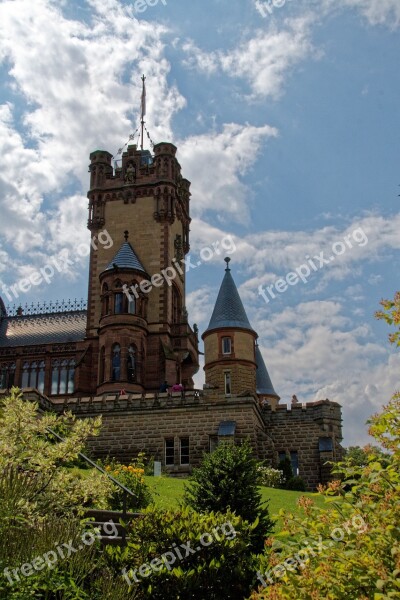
140;74;146;151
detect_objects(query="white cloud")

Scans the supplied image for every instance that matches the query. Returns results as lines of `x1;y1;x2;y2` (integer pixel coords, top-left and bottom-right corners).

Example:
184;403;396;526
178;123;278;224
182;16;316;99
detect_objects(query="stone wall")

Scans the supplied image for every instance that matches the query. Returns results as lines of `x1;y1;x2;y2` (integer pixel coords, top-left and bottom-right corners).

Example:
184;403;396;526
261;400;344;489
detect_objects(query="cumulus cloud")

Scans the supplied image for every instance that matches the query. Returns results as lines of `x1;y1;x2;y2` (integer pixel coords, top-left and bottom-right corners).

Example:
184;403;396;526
182;16;316;99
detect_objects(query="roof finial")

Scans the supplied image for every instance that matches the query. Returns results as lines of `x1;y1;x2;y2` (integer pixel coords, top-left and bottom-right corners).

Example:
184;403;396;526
224;257;231;271
124;230;129;241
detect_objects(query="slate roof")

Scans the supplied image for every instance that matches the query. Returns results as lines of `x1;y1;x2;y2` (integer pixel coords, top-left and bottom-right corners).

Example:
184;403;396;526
103;242;146;274
255;345;279;399
0;311;87;347
205;264;255;334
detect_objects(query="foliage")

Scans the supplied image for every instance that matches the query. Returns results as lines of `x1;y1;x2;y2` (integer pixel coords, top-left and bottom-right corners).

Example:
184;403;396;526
345;444;391;468
375;290;400;347
184;441;273;552
284;476;306;491
0;466;138;600
277;457;293;486
251;295;400;599
104;454;153;511
257;466;285;489
107;507;257;600
0;388;113;518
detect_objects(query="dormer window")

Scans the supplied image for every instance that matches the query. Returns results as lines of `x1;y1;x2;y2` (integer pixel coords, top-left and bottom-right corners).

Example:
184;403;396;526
222;337;232;355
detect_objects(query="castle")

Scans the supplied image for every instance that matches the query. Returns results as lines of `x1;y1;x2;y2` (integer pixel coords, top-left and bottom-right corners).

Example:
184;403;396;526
0;139;344;489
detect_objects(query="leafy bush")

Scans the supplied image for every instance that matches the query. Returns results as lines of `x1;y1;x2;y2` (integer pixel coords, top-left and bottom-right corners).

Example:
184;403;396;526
257;466;285;488
107;507;257;600
277;457;293;485
184;441;273;552
284;476;306;491
251;394;400;599
0;388;113;518
104;454;152;511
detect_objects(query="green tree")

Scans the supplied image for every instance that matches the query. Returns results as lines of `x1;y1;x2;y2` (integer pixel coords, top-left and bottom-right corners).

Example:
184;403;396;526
184;441;273;552
251;295;400;599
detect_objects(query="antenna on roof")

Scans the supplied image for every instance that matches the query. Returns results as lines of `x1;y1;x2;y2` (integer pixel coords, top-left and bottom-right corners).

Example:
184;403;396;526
140;74;146;151
124;230;129;241
224;257;231;271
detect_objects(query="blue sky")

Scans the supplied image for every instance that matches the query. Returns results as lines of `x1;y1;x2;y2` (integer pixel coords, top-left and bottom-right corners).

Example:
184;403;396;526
0;0;399;445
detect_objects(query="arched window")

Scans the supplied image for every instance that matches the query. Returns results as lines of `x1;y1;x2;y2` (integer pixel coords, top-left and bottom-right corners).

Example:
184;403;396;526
51;359;75;395
114;280;124;314
102;283;110;316
172;286;182;324
127;344;136;382
37;361;45;393
111;344;121;382
128;295;136;315
0;363;15;389
21;362;30;388
99;347;105;383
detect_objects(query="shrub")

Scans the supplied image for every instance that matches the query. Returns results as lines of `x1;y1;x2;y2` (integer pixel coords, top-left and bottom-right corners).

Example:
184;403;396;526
107;507;257;600
184;441;273;552
257;466;284;488
284;476;306;491
104;455;152;511
277;457;293;485
0;388;113;518
251;394;400;599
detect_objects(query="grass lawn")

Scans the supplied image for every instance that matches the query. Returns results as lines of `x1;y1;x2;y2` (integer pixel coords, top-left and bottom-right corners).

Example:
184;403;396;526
145;476;327;526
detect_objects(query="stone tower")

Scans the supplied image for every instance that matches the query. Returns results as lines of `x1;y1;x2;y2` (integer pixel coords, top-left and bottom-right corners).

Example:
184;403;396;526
85;143;199;393
202;258;258;396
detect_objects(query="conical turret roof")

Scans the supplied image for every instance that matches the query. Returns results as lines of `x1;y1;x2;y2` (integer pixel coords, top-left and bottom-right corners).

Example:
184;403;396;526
103;241;146;274
256;345;279;399
204;258;256;334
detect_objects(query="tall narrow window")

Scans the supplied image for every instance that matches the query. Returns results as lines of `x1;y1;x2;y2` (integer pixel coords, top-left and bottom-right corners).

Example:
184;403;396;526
172;286;182;324
0;363;15;389
37;361;45;393
128;296;136;314
112;344;121;381
222;337;232;355
180;437;190;465
127;344;136;382
290;451;299;476
278;451;287;464
224;371;231;395
59;360;68;394
67;360;75;393
115;293;123;314
21;362;30;388
165;438;175;466
99;347;105;383
102;283;109;316
51;360;60;394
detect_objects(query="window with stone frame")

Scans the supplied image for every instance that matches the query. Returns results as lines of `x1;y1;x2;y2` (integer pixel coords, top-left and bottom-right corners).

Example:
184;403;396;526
180;437;190;465
0;362;16;389
99;346;105;383
290;450;299;476
51;359;75;395
21;360;45;393
127;344;136;382
224;371;232;395
111;344;121;382
172;284;182;324
222;336;232;355
101;283;110;316
165;438;175;466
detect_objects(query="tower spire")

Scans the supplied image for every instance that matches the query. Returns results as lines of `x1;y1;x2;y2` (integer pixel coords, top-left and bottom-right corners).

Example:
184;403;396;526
140;74;146;151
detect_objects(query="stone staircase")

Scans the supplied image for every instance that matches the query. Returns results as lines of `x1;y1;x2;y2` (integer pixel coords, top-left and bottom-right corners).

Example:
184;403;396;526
84;508;142;546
